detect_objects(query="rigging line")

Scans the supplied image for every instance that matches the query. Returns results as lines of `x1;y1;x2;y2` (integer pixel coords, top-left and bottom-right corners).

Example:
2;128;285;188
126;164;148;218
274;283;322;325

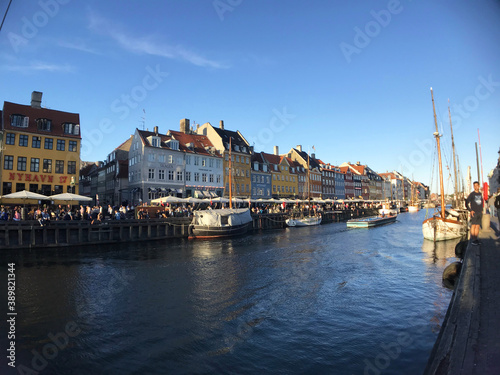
0;0;13;32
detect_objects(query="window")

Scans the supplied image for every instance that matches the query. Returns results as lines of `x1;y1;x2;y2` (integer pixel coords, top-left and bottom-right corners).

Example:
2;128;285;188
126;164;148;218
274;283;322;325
36;118;52;131
32;136;41;148
69;141;77;152
216;159;222;168
194;157;200;166
56;139;65;151
68;161;76;174
29;184;38;193
3;182;12;195
209;174;214;183
168;155;173;163
186;155;191;165
216;175;221;183
209;159;214;167
202;158;206;167
43;159;52;173
159;170;165;180
202;173;207;182
17;157;27;171
168;171;174;180
19;135;28;147
185;172;191;181
4;155;13;170
45;138;53;149
54;185;63;194
152;137;160;147
63;123;79;135
30;158;40;172
6;133;15;145
194;172;200;182
148;153;155;162
177;171;183;181
55;160;64;174
16;183;25;192
148;169;155;179
10;115;28;127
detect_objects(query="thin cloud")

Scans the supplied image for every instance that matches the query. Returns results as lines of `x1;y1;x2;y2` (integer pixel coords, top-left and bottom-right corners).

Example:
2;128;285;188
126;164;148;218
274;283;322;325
58;40;100;55
88;12;228;69
3;61;75;73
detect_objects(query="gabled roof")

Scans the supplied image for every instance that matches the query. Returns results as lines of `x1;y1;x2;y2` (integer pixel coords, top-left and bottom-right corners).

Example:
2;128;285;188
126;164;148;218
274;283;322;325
115;137;133;152
291;148;321;170
212;127;251;153
168;130;221;157
2;101;81;139
137;129;187;151
260;152;281;166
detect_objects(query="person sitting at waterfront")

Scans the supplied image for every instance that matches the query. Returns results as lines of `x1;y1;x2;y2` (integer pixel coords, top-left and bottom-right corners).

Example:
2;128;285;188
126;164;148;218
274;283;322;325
13;209;21;221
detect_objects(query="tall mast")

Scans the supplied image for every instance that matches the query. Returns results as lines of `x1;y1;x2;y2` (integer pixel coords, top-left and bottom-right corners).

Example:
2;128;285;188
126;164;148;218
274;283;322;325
229;137;233;209
431;88;446;218
448;101;458;208
307;152;311;204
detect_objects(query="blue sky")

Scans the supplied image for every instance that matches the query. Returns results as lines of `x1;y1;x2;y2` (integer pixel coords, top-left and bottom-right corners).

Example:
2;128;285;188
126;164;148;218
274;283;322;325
1;0;499;194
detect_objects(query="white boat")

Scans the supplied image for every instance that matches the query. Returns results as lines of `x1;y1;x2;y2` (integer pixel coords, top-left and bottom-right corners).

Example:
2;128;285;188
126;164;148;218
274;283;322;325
379;202;398;215
286;216;322;227
408;205;419;213
422;213;466;241
189;208;252;238
422;88;466;241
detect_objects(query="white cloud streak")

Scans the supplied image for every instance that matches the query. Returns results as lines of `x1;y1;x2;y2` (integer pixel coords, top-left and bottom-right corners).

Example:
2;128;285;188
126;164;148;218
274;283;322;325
88;12;228;69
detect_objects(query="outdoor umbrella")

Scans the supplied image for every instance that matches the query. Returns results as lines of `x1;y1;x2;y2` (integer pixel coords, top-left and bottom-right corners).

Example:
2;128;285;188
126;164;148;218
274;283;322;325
151;196;185;204
48;193;92;202
1;190;49;201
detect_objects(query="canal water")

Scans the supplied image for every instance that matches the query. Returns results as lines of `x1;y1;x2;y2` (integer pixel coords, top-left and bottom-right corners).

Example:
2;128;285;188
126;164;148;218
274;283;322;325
1;210;460;375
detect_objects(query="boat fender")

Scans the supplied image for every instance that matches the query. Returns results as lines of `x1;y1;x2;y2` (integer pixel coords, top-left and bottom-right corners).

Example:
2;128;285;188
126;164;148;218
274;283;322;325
442;261;462;290
454;240;468;259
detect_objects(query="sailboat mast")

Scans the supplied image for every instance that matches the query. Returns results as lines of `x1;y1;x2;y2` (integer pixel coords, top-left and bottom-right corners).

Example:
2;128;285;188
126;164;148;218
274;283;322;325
448;101;459;208
307;152;311;204
229;138;233;209
431;88;446;218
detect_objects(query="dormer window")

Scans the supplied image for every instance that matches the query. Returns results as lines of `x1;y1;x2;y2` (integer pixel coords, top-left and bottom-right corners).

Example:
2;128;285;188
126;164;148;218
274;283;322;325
11;114;28;127
36;118;52;131
263;165;268;172
151;137;161;148
167;139;179;150
234;145;240;152
253;162;258;171
63;122;80;135
242;146;246;153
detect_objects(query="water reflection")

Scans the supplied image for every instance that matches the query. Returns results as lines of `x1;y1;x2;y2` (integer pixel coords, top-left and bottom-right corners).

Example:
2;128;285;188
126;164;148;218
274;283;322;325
421;238;461;266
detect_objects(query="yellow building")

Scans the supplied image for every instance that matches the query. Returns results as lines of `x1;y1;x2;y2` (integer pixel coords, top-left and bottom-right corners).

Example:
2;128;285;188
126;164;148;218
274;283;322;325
196;120;252;198
1;92;81;201
261;149;298;198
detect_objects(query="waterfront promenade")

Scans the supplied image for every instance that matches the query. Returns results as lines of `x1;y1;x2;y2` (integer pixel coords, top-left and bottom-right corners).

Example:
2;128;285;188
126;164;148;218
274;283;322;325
424;215;500;374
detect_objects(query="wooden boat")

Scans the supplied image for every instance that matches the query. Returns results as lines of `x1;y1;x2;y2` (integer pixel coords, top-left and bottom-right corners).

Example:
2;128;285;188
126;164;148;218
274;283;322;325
286;216;322;227
347;214;397;228
189;208;252;238
408;205;419;213
422;88;466;241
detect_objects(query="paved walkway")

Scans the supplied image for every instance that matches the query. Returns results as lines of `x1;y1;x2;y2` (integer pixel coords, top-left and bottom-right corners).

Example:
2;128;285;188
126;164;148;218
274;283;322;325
424;215;500;374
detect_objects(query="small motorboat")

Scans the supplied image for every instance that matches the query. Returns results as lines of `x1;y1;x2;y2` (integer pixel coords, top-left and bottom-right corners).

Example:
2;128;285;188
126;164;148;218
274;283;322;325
347;214;397;228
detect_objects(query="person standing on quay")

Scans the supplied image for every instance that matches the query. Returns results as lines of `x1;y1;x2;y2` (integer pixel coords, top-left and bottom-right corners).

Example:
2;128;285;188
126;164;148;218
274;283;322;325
466;181;484;245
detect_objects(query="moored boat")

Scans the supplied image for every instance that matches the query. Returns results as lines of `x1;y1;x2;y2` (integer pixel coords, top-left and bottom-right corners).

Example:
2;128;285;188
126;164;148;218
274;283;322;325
189;208;252;238
347;214;397;228
408;205;419;213
286;216;322;227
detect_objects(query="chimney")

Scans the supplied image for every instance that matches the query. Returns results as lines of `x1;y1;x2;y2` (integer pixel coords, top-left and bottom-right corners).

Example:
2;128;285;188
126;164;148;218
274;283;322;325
297;145;302;152
356;161;361;165
219;120;224;129
31;91;42;108
153;126;159;135
311;153;316;159
196;124;200;131
180;119;190;134
273;146;279;155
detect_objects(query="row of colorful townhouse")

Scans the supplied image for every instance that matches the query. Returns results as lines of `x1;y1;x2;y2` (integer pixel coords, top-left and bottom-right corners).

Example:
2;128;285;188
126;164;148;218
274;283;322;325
79;117;428;206
0;92;428;206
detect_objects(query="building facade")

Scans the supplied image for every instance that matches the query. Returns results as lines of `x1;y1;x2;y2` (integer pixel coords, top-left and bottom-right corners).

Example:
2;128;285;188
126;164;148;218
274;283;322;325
251;153;272;199
1;92;81;197
196;121;252;198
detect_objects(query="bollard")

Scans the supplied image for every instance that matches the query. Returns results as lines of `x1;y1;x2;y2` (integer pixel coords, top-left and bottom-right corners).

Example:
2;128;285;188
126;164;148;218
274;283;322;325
481;213;491;233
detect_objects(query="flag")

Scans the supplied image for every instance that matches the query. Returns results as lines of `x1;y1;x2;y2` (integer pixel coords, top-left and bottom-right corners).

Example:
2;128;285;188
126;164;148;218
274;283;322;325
312;145;316;151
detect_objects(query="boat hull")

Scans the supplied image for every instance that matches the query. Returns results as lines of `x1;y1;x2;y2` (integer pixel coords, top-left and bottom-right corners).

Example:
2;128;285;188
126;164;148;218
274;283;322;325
347;215;397;228
422;216;466;241
378;208;398;215
286;217;322;227
408;205;419;213
189;222;251;239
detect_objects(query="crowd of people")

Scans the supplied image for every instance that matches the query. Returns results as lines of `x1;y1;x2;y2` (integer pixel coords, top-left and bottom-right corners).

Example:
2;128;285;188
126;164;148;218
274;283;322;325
0;200;380;225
